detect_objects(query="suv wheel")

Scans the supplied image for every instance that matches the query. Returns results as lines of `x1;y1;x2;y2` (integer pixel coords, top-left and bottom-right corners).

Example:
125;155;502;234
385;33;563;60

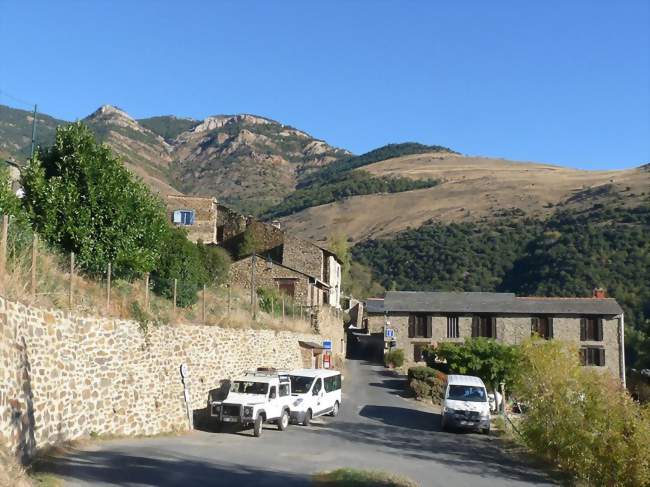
253;415;264;437
302;409;312;427
330;401;340;417
277;410;289;431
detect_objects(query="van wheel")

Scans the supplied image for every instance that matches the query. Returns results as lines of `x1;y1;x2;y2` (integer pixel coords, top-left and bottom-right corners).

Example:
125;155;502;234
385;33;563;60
277;410;289;431
253;415;264;437
330;401;340;417
302;409;312;427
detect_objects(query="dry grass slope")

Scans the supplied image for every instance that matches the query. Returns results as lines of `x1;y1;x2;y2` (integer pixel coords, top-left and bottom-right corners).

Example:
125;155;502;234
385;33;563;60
281;152;650;243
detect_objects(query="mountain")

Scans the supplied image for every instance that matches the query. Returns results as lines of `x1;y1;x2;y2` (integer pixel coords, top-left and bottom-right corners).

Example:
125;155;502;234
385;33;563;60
279;151;650;244
0;104;350;214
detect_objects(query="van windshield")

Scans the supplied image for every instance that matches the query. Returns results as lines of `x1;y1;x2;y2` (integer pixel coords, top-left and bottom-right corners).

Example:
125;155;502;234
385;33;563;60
231;381;268;395
447;385;487;402
290;375;314;394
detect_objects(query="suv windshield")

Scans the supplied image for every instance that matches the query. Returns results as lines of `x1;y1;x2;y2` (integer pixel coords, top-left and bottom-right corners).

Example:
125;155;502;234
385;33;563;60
290;375;314;394
447;385;487;402
231;381;269;395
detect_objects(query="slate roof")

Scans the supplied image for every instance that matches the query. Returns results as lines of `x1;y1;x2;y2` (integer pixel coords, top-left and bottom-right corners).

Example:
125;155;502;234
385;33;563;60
365;298;385;314
377;291;623;317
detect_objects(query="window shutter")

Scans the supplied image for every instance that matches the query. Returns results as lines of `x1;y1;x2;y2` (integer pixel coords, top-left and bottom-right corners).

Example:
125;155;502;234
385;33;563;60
531;317;539;336
426;316;433;338
580;318;586;341
549;318;554;339
408;315;415;338
597;318;603;341
471;316;478;337
598;348;606;366
189;210;195;225
173;210;182;223
490;317;497;339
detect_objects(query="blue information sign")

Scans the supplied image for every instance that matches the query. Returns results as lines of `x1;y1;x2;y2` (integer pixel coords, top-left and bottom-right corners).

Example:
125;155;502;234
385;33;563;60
323;340;332;350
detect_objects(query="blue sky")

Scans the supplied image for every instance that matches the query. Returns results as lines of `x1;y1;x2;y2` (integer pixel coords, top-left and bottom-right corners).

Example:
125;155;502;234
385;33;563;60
1;1;648;169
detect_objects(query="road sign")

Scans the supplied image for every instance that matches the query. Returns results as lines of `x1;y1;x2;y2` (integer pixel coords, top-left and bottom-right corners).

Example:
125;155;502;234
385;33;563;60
385;328;395;339
323;339;332;350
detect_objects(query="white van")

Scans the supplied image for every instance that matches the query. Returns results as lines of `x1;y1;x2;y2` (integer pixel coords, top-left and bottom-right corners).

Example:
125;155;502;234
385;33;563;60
441;374;491;434
288;369;342;426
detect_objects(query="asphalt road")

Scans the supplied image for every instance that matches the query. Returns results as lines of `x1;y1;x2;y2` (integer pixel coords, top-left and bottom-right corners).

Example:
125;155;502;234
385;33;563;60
45;360;555;486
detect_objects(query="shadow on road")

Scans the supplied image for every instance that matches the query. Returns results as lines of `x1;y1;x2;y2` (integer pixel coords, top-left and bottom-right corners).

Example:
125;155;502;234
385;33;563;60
37;449;308;487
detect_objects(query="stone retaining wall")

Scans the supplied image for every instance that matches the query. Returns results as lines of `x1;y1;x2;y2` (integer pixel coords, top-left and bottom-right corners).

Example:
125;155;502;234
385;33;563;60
0;297;327;461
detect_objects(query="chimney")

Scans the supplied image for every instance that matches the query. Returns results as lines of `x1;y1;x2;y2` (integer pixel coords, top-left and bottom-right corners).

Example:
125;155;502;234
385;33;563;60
593;288;606;299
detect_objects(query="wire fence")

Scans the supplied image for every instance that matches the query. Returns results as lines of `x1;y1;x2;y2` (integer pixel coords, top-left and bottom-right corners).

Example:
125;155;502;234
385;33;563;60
0;214;331;332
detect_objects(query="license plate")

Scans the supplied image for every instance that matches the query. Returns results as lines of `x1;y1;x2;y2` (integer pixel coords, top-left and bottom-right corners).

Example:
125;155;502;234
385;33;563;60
223;417;236;422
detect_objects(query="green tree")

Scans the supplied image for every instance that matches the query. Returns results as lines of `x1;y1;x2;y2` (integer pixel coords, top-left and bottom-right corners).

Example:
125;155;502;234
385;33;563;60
433;338;521;393
20;122;169;278
197;242;231;284
151;228;208;307
236;226;259;259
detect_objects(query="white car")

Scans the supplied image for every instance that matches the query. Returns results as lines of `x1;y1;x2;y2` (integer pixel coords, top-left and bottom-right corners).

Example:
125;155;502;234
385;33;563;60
441;374;491;434
288;369;342;426
209;370;292;437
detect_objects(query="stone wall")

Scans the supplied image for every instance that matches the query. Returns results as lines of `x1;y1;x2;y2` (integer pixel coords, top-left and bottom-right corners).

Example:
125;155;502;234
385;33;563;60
367;313;622;377
216;204;249;243
0;297;325;460
282;235;324;281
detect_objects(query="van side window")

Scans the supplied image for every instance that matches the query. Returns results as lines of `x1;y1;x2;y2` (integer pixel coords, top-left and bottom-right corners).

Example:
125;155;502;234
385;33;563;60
312;378;322;394
279;383;290;397
324;375;341;392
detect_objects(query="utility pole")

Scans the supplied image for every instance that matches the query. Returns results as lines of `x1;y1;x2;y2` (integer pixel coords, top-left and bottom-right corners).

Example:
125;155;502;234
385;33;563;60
30;104;38;160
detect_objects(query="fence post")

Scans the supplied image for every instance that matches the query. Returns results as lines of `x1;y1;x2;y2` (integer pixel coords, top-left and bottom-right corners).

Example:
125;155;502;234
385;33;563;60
31;234;38;298
202;284;206;324
173;278;177;317
106;262;112;313
69;252;75;310
0;215;7;295
144;272;150;311
227;283;231;315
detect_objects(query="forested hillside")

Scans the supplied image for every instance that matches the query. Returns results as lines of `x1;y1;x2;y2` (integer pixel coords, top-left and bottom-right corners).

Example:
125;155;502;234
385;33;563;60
353;201;650;370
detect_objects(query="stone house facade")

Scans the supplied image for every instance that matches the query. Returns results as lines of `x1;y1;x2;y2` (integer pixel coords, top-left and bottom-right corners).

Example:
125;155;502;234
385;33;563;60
218;210;342;308
165;194;218;244
365;291;625;382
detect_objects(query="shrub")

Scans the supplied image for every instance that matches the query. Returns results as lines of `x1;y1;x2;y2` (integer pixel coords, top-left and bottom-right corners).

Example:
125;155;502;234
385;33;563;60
197;242;231;285
409;378;431;400
407;366;438;382
257;286;282;314
384;349;405;368
151;228;208;307
426;375;446;404
513;339;650;486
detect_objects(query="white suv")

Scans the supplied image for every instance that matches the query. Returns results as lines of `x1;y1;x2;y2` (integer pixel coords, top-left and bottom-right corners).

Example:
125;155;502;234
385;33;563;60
209;370;292;437
288;369;342;426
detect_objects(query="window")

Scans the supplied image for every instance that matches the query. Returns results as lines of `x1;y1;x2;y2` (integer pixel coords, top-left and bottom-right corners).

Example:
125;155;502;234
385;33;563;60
408;314;431;338
580;347;605;366
580;317;603;341
276;279;296;297
279;383;290;397
289;375;314;394
447;316;459;338
324;375;341;392
172;210;195;226
312;378;322;394
531;317;553;339
413;343;429;362
269;386;277;399
472;316;497;338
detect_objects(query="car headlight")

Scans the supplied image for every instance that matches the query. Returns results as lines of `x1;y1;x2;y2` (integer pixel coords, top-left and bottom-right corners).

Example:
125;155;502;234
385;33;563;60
293;398;303;407
244;406;253;417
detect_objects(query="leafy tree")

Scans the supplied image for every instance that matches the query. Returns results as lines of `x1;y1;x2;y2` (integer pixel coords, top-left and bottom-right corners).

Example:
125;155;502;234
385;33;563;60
432;338;521;392
513;339;650;486
235;226;259;259
197;242;231;284
20;122;169;278
151;228;208;307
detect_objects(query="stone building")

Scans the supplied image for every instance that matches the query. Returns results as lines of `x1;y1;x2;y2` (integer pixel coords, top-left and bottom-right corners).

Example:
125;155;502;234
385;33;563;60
165;194;218;244
219;212;343;308
364;291;625;382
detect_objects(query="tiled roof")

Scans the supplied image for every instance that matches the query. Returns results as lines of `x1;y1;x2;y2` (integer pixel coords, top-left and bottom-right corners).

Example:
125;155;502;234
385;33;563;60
380;291;623;316
365;298;385;314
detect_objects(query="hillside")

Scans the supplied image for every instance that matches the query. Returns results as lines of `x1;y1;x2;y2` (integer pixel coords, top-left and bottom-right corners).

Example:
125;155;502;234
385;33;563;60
0;104;350;214
280;152;650;243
